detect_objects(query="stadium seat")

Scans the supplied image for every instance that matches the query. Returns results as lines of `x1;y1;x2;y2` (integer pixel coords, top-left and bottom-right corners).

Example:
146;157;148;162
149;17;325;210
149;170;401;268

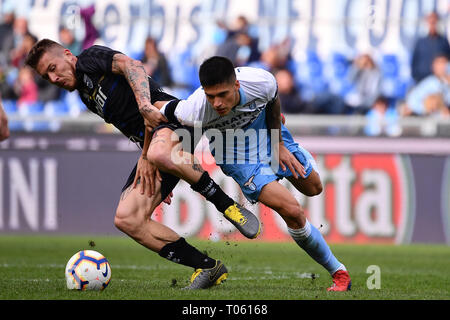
380;54;411;100
129;51;144;61
2;100;24;131
329;78;354;97
168;48;200;98
44;101;70;116
306;50;323;78
17;102;52;132
324;52;354;97
292;50;329;101
18;101;44;116
381;54;399;78
2;99;17;114
62;91;87;117
383;78;411;100
44;101;71;131
331;52;351;79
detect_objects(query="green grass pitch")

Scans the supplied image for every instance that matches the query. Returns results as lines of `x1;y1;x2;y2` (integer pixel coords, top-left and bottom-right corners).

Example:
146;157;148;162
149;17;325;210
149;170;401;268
0;235;449;300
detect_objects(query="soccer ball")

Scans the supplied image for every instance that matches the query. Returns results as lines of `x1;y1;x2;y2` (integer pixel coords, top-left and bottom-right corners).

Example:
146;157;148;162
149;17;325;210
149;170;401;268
65;250;111;290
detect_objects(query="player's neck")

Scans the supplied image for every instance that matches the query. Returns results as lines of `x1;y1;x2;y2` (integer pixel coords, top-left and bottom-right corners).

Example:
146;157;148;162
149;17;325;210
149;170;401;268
233;89;241;107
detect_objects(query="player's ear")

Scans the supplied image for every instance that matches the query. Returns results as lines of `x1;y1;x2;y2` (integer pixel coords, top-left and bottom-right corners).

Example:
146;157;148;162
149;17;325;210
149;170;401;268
63;49;72;57
235;80;240;90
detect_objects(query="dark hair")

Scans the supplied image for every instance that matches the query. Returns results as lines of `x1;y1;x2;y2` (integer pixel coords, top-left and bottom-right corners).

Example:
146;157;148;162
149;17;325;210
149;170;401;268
25;38;64;69
199;56;236;87
374;95;389;106
433;54;448;62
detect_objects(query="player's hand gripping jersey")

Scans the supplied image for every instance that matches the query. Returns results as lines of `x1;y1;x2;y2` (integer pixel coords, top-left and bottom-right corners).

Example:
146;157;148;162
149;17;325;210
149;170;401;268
161;67;317;203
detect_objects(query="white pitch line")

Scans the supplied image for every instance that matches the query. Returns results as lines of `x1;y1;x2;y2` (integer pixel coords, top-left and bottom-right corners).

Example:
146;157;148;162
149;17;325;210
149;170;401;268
227;273;319;281
0;263;177;271
0;263;319;281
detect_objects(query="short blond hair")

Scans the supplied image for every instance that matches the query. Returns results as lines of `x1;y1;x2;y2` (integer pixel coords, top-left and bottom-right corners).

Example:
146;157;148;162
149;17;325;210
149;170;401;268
25;38;65;70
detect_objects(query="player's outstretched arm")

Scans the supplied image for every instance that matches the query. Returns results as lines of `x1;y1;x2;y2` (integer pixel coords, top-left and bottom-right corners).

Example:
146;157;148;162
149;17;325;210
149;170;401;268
111;53;167;128
0;99;10;141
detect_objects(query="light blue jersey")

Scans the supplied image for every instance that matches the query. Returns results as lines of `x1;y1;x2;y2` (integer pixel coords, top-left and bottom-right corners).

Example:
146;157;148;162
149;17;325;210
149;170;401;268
161;67;317;203
212;109;316;203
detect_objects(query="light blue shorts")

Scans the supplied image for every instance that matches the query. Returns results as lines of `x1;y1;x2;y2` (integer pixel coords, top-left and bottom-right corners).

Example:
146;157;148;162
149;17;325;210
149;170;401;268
216;112;317;203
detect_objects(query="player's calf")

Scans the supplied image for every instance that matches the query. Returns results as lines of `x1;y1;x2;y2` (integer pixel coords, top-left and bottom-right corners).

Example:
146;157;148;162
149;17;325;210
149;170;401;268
114;204;142;237
114;186;162;248
277;205;304;229
114;206;152;248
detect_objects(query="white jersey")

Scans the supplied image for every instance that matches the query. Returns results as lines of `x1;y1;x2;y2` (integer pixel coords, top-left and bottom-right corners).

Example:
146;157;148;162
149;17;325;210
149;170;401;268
161;67;278;132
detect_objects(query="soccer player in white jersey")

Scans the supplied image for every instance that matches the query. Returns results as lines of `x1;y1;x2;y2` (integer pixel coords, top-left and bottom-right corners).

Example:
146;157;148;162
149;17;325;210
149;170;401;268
159;56;352;291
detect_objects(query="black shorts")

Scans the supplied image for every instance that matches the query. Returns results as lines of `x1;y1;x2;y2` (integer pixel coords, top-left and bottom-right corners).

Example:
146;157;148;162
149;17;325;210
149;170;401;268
149;78;177;105
122;163;180;201
121;118;196;201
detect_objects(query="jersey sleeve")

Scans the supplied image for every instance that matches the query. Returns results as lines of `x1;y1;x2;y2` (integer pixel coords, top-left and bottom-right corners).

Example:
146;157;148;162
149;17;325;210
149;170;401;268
237;67;278;105
260;69;278;103
76;45;122;75
162;87;206;127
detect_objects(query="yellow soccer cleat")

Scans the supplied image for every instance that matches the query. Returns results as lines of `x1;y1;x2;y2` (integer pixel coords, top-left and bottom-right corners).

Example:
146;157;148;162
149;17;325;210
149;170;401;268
183;260;228;290
224;203;261;239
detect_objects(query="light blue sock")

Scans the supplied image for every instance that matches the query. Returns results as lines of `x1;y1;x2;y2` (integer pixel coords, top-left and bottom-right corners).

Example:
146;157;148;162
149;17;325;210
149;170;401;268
288;220;345;275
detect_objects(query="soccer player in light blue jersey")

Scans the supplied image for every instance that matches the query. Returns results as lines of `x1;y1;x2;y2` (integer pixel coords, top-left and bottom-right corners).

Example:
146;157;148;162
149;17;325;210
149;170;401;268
158;56;351;291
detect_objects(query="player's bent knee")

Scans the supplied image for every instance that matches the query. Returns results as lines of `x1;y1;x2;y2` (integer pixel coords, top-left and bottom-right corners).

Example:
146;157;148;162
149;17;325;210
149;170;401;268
288;202;305;219
307;171;323;196
114;207;141;236
114;211;130;234
275;201;305;227
315;182;323;195
147;146;178;172
306;181;323;197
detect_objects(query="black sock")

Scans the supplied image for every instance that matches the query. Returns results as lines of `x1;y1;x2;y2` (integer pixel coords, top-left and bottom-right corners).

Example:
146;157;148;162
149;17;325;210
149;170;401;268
158;237;216;269
191;171;234;213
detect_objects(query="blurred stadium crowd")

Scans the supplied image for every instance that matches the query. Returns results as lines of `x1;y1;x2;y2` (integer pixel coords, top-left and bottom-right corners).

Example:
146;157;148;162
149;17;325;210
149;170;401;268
0;3;449;136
